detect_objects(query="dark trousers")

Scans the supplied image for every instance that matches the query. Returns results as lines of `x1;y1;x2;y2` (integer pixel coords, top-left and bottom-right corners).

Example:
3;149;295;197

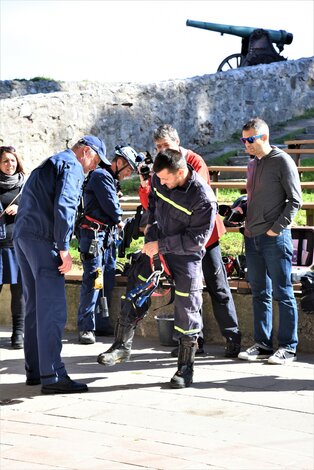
120;252;203;339
202;242;241;343
77;234;116;332
14;237;68;385
0;282;25;334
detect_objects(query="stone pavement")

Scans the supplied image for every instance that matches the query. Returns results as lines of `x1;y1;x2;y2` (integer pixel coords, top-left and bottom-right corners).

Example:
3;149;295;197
0;326;313;470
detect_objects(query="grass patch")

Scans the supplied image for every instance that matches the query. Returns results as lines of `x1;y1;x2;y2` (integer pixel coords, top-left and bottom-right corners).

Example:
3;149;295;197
274;129;306;144
300;157;314;182
211;150;239;165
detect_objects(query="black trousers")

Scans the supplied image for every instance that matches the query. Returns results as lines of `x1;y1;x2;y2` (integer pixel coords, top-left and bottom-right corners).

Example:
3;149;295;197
202;242;241;343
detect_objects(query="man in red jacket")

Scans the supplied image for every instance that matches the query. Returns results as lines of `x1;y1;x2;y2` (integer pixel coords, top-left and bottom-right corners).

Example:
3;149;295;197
139;124;241;357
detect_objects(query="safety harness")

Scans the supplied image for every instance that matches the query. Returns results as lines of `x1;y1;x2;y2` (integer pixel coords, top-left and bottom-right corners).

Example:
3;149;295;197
125;253;175;320
79;214;109;232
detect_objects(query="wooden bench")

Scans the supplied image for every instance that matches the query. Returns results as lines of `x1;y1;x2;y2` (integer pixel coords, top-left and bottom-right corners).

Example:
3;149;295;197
301;202;314;226
284;139;314;165
210;181;314;191
208;165;314;182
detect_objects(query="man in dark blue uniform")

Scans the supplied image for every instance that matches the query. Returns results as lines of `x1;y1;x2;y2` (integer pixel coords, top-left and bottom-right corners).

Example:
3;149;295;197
98;149;217;388
77;145;139;345
13;135;107;394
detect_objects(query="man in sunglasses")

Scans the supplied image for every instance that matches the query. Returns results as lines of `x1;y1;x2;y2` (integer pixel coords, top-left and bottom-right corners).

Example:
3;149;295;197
237;118;302;364
13;135;107;394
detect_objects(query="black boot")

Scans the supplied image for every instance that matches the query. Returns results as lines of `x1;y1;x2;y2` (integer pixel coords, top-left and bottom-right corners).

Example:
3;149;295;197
171;336;204;357
11;283;25;349
97;321;135;366
170;336;197;389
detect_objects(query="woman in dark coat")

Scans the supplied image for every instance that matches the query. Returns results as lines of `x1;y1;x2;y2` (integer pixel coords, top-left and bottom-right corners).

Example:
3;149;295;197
0;146;26;348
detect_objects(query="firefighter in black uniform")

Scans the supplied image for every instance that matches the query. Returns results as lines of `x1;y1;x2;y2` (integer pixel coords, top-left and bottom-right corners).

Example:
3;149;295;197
97;149;217;388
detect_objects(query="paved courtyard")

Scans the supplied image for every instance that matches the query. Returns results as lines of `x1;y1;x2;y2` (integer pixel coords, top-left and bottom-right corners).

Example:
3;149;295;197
0;326;313;470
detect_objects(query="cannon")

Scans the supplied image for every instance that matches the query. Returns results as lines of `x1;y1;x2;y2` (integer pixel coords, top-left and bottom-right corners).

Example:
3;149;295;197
186;19;293;72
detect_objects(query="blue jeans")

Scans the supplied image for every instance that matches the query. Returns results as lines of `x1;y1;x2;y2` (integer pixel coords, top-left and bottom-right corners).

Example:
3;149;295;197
245;229;298;352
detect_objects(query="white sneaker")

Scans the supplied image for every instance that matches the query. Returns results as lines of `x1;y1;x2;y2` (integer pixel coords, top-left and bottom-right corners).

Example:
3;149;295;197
238;343;273;361
78;331;96;345
268;348;297;365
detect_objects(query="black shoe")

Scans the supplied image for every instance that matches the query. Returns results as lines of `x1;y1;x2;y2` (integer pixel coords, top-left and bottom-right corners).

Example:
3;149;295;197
225;341;241;358
11;333;24;349
26;378;41;386
171;337;204;358
41;376;88;395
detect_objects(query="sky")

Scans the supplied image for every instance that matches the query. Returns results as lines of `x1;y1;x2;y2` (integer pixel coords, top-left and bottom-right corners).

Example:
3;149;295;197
1;0;313;83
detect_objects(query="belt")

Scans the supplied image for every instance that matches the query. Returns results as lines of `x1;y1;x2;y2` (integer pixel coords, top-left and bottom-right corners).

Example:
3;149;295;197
80;215;109;232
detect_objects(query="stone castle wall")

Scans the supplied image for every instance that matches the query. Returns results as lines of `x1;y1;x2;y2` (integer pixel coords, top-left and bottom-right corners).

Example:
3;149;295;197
0;57;313;172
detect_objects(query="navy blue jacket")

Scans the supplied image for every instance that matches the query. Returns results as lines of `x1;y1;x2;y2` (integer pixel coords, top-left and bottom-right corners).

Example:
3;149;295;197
147;167;217;257
82;168;122;226
14;149;85;251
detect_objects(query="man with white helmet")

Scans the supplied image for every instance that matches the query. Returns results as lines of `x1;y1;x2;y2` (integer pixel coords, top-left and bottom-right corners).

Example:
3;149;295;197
77;145;139;344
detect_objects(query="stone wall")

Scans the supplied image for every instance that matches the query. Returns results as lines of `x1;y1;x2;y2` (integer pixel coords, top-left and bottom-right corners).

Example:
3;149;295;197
0;57;313;172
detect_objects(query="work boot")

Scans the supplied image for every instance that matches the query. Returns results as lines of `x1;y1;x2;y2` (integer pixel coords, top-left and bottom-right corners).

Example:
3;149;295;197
97;321;135;366
170;336;198;389
171;336;204;357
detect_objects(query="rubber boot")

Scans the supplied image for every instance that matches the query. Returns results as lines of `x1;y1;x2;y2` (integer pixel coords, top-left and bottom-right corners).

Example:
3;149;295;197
97;321;135;366
171;336;204;357
170;336;197;389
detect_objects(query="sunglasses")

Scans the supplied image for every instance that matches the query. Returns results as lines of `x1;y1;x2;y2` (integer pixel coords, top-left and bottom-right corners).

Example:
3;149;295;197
0;145;16;153
240;134;264;144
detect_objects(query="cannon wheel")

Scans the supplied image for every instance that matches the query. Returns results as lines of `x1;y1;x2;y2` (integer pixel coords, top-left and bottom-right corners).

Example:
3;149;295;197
217;53;244;72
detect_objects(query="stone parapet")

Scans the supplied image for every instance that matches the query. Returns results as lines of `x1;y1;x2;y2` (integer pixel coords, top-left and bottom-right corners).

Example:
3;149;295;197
0;283;313;353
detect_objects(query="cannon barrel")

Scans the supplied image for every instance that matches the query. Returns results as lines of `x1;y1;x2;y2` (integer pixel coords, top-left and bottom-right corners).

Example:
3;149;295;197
186;19;293;46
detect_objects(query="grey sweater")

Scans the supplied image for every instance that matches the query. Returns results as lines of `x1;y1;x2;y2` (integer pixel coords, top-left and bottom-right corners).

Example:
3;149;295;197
244;146;302;237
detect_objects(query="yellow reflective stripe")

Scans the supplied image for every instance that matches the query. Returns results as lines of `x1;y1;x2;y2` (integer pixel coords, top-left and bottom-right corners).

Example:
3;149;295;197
154;188;192;215
121;295;126;299
138;274;147;281
174;325;201;335
175;290;189;297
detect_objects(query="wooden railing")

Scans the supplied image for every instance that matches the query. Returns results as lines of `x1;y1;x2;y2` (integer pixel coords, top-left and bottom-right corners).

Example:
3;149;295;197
120;197;314;226
208;165;314;182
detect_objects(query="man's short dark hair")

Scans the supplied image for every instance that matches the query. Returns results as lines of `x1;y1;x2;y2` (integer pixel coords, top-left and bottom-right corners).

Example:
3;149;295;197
153;149;187;174
242;117;268;133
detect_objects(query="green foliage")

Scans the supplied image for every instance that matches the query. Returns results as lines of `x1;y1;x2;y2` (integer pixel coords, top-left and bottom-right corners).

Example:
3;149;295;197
30;76;55;82
219;232;244;257
298;108;314;119
69;238;81;269
117;237;144;265
211;150;239;165
274;129;306;144
300;158;314;182
120;175;140;196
